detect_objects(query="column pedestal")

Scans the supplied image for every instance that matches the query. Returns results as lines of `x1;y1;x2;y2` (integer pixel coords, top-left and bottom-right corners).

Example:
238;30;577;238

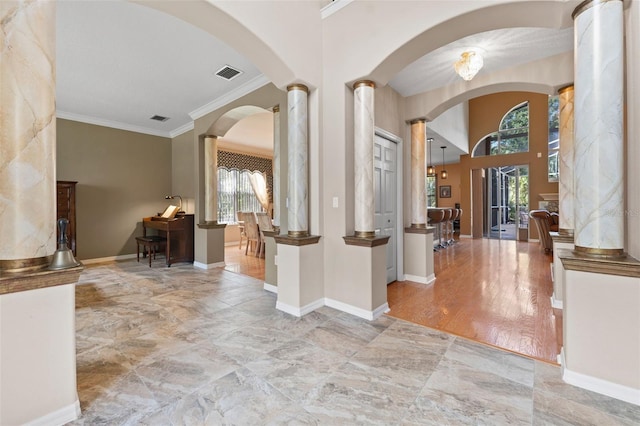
550;232;574;309
194;222;226;269
275;235;322;316
404;227;435;284
262;230;279;292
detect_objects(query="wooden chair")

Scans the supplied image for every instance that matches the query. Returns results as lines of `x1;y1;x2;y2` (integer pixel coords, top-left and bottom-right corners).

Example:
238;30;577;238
236;211;247;250
529;210;555;253
255;212;273;258
243;212;261;257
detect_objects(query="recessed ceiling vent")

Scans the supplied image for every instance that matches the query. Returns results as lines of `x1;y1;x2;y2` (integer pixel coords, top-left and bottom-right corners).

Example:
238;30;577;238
215;65;243;81
150;115;169;122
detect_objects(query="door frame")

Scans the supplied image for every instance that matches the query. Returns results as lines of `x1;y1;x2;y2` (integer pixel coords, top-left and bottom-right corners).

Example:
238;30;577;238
374;127;404;282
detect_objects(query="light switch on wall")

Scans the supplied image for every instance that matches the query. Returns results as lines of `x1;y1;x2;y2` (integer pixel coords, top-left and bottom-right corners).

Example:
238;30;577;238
333;197;339;208
537;152;542;158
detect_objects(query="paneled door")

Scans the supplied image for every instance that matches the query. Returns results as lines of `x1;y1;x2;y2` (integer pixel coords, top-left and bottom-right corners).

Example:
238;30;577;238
374;135;397;283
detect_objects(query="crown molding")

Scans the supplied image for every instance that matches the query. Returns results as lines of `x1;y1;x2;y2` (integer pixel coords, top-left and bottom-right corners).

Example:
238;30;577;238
56;110;172;138
321;0;354;19
169;122;195;138
189;74;270;121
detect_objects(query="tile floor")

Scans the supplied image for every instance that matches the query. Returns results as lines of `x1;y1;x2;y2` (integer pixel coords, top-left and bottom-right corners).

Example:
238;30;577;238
71;260;639;425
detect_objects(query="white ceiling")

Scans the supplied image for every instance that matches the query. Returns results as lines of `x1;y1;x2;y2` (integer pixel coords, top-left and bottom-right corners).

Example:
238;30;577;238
56;1;573;159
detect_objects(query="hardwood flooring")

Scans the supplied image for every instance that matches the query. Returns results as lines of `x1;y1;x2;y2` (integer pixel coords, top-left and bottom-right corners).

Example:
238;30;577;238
387;237;562;364
225;237;562;364
224;243;265;281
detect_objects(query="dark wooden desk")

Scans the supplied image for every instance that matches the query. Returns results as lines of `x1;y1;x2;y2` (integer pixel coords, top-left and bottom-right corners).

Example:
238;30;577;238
143;214;194;266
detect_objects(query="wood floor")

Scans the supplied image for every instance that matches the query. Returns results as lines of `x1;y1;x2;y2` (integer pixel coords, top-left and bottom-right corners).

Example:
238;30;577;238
387;237;562;364
225;237;562;365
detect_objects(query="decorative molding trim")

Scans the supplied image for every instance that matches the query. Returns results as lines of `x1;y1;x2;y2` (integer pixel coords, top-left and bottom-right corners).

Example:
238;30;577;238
404;226;435;235
321;0;354;19
343;235;390;247
274;235;321;246
405;273;436;285
189;74;271;120
193;261;225;270
276;298;324;317
81;254;137;265
25;399;81;426
550;293;563;310
0;266;83;295
562;359;640;406
169;122;194;138
263;283;277;293
551;232;575;244
558;249;640;278
325;298;389;321
56;110;172;138
197;222;227;230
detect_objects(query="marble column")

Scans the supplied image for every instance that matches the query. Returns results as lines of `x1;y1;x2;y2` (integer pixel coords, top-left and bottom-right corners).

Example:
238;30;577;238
287;84;309;237
353;80;375;237
272;105;281;227
204;135;218;223
558;85;575;235
0;0;57;271
573;0;624;256
410;119;427;228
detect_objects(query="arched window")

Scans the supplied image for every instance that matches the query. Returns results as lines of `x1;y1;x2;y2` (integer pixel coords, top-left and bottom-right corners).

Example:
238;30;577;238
472;102;529;157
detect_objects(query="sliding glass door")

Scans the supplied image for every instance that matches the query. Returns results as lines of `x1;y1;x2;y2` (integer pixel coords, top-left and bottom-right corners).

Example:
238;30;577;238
485;165;529;240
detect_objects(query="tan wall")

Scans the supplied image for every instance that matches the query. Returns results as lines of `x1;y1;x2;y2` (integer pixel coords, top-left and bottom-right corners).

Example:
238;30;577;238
460;92;559;238
57;119;172;260
171;130;195;213
435;162;462;208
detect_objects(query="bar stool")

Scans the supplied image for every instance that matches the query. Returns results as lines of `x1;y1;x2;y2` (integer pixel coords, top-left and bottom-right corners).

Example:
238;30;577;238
448;209;459;245
427;208;445;251
440;208;452;248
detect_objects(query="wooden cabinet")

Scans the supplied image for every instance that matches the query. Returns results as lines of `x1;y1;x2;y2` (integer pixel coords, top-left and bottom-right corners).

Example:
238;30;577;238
56;181;77;255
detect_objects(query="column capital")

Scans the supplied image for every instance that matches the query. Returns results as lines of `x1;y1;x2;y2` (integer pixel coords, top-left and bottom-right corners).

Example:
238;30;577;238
204;135;218;139
558;84;574;94
409;118;427;125
287;83;309;93
353;80;375;90
572;0;622;20
272;105;280;113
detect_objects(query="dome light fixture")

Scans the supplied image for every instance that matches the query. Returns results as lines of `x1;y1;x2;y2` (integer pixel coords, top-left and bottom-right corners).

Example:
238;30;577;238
454;49;484;81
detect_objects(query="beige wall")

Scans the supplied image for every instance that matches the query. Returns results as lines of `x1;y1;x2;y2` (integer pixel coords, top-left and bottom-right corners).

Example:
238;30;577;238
57;119;172;260
460;92;559;239
171;129;196;214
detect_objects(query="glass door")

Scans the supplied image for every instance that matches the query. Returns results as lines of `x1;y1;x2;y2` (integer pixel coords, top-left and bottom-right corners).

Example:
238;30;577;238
485;165;529;240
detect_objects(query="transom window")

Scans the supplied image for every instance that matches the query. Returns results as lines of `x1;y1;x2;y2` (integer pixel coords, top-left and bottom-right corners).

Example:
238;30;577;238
472;102;529;157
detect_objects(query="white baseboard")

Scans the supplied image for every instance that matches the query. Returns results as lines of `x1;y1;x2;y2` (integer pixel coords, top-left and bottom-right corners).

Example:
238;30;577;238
459;234;472;239
561;349;640;406
26;399;80;426
325;298;389;321
550;293;563;310
225;241;241;247
276;298;324;317
193;261;225;270
405;273;436;285
263;283;277;293
82;253;137;265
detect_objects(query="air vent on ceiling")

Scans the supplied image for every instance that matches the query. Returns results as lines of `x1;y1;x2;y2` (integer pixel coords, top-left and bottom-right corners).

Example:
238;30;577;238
215;65;243;81
150;115;169;122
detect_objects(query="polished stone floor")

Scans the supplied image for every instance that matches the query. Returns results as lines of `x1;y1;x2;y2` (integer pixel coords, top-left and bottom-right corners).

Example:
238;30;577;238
71;260;639;425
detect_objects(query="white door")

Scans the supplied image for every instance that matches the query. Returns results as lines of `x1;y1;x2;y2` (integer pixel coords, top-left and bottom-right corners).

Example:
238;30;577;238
374;135;397;284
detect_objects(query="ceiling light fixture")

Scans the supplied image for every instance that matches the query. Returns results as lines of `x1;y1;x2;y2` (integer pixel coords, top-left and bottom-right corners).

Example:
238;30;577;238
440;146;448;180
454;49;484;81
427;138;436;177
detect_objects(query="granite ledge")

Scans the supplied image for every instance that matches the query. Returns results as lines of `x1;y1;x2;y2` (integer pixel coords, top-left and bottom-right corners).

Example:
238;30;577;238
343;235;390;247
404;226;435;235
558;248;640;278
0;265;84;296
197;221;227;230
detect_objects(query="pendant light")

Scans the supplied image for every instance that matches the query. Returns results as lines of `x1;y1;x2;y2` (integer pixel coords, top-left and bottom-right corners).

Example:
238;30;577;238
440;146;448;179
427;138;436;177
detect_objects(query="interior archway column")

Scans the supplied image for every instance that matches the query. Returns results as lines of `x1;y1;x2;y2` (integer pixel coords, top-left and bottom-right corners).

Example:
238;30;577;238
204;135;218;223
403;119;435;285
275;84;321;317
1;2;81;424
559;0;640;404
272;105;281;227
